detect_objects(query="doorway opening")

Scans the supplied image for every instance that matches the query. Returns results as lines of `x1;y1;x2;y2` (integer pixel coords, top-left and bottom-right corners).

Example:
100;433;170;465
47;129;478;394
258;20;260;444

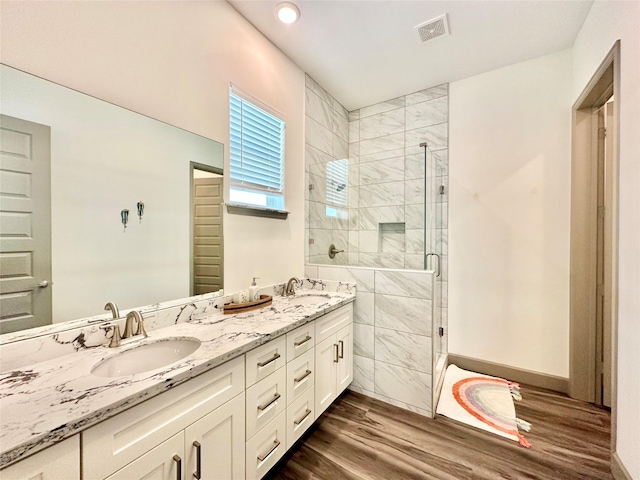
569;41;619;415
190;163;223;296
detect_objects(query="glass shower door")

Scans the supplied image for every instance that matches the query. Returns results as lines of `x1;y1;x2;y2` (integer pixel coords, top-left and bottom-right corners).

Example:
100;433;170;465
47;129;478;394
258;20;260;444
423;145;446;409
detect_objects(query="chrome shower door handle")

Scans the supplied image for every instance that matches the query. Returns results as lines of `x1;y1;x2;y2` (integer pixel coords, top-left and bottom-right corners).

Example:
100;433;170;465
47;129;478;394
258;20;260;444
426;253;441;277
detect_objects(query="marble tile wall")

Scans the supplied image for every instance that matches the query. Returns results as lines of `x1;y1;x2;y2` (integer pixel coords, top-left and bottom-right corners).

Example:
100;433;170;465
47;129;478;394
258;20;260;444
314;264;437;417
304;77;450;414
348;84;449;276
304;75;352;266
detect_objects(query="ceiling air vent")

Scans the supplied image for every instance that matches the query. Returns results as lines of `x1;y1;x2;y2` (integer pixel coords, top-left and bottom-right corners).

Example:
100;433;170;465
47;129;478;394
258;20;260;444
415;14;449;43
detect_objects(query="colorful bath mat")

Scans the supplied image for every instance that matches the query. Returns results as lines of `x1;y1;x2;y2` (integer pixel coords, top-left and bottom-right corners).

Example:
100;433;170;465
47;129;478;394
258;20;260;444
436;364;531;447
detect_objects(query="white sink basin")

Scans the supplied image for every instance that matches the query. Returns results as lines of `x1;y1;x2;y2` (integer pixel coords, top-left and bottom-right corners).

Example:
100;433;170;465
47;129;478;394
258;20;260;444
289;293;331;306
91;337;201;377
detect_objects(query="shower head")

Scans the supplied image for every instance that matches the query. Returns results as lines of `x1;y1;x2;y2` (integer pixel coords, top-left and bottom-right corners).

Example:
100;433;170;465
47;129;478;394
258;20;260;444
336;183;346;192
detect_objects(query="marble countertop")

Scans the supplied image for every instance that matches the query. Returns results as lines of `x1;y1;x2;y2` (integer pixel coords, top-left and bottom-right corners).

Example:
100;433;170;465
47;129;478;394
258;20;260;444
0;290;355;468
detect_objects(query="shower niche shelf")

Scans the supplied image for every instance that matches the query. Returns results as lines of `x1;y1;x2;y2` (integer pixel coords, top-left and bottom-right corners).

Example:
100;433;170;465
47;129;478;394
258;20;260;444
379;222;406;253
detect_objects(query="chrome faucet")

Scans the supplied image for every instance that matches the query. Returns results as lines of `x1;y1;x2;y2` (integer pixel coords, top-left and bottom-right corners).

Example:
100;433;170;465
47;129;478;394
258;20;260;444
122;310;147;339
284;277;300;296
100;323;122;348
104;302;120;319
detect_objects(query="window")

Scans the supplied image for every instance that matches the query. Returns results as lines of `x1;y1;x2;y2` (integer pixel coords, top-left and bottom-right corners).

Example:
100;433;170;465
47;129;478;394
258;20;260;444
229;87;285;211
325;158;348;218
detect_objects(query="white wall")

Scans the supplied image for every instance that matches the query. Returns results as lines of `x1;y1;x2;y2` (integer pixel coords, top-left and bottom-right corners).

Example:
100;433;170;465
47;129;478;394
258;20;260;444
449;50;572;378
572;2;640;477
0;1;305;295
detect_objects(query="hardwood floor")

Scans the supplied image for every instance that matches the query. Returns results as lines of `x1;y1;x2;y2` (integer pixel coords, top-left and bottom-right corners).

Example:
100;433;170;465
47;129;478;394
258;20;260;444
269;385;612;480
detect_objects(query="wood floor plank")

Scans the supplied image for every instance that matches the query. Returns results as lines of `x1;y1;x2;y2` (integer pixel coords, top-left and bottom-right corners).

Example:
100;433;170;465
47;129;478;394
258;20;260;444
270;385;613;480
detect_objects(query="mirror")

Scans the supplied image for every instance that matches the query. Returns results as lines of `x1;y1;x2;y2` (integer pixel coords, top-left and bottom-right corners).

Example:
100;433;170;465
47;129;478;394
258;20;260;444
0;65;225;334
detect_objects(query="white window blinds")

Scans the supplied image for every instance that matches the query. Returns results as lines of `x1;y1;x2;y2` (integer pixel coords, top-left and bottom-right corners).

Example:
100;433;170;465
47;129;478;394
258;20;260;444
326;158;348;206
229;89;285;208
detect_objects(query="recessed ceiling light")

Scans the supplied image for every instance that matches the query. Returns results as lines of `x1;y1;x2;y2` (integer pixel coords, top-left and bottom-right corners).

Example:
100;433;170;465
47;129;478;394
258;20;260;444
275;2;300;24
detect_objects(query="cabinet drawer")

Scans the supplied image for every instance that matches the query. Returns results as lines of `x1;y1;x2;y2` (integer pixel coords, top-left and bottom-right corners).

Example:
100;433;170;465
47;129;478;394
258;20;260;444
83;355;245;480
246;335;286;387
0;435;80;480
246;367;287;440
285;322;314;362
315;304;353;344
245;411;286;480
286;348;314;406
286;386;315;450
105;432;184;480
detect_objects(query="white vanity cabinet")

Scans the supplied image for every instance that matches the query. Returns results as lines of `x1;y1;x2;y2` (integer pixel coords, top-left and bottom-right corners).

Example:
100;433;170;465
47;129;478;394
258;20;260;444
2;300;354;480
244;304;353;480
315;305;353;417
0;436;80;480
83;355;245;480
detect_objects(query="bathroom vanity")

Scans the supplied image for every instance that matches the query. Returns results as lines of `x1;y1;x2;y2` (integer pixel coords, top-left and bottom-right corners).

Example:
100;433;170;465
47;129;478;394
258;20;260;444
0;284;355;480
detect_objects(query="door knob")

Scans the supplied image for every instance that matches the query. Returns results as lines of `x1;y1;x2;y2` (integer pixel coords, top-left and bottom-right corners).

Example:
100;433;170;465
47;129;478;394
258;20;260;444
30;281;50;290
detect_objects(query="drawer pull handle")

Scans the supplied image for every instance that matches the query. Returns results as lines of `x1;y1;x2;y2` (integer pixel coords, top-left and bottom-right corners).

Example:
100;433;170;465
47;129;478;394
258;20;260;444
294;408;312;425
294;369;312;383
257;352;281;367
338;340;344;359
334;344;339;363
257;392;281;411
294;335;312;347
193;441;201;479
173;455;182;480
257;439;281;462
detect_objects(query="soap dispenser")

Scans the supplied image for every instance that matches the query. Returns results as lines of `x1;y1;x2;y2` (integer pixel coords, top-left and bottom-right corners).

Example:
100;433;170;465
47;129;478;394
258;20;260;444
249;277;260;301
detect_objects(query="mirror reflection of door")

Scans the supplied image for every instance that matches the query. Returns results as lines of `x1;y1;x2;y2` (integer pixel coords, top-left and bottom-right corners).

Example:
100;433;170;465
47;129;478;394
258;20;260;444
0;115;52;333
191;166;223;295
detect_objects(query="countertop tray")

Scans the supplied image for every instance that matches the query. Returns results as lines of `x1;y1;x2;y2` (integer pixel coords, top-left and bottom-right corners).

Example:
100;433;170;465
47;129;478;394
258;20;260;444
223;295;273;314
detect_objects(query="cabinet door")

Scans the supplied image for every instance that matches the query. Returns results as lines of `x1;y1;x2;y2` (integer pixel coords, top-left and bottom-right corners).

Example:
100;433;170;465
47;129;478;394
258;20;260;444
314;335;337;418
336;323;353;395
185;393;245;480
0;436;79;480
105;432;184;480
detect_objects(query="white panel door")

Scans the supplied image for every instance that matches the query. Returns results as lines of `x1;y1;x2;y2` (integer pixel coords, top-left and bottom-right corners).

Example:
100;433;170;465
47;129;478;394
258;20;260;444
0;114;51;333
105;432;184;480
185;393;245;480
315;335;337;418
336;323;353;394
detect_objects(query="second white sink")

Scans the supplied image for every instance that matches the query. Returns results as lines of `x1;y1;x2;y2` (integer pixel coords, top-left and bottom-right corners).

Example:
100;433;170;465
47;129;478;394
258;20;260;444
91;337;201;377
289;293;331;306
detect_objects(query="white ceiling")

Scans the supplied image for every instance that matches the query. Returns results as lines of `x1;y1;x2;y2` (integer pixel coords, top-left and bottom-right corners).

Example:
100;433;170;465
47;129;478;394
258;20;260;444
229;0;593;110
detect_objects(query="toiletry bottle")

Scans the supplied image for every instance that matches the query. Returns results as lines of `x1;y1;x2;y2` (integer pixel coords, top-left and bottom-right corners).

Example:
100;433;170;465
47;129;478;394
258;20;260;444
249;277;260;301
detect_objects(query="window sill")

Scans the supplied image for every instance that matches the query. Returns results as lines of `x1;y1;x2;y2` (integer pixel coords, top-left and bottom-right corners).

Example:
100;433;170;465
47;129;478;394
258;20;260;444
226;202;289;220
